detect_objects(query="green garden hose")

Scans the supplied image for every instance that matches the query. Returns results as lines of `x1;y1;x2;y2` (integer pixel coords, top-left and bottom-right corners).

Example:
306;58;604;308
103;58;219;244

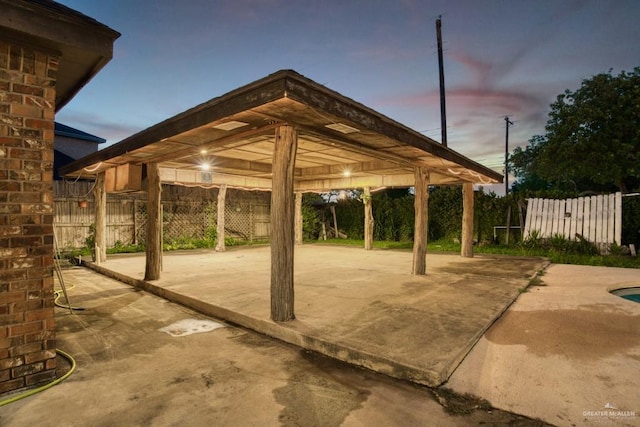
0;349;76;407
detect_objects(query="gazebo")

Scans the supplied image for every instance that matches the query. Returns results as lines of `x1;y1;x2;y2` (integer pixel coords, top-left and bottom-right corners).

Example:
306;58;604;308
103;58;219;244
60;69;502;321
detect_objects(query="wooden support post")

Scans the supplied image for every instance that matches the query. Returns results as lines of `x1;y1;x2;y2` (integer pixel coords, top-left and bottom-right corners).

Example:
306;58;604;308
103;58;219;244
461;182;474;258
270;125;297;322
216;184;227;252
144;163;162;281
517;200;526;242
505;205;512;245
330;205;339;238
295;192;303;245
93;172;107;264
412;167;430;275
363;186;374;250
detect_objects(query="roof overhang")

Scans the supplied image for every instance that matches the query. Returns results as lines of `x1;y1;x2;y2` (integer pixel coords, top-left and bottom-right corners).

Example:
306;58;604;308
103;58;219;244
60;70;502;192
0;0;120;111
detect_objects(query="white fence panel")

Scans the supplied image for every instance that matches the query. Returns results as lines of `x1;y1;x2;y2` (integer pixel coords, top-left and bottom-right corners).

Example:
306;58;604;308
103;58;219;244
523;193;622;246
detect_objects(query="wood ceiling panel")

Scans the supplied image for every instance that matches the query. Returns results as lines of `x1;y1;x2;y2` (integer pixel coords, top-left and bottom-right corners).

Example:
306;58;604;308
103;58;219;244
294;159;329;169
244;140;275;155
296;151;356;165
317;148;374;163
212;148;271;162
297;138;335;152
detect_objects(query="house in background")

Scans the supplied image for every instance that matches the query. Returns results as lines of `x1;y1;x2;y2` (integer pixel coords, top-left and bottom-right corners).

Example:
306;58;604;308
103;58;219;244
54;122;106;180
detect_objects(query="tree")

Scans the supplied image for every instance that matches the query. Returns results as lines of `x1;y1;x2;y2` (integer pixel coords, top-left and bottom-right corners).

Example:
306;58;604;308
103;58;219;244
511;68;640;193
510;135;554;193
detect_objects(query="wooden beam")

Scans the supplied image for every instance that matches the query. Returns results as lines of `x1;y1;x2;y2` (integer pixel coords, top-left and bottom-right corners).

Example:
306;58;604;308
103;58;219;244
160;167;273;189
144;163;163;280
270;125;298;322
299;160;407;177
296;174;415;191
363;186;374;250
461;182;474;258
295;192;303;245
216;184;227;252
294;170;460;192
412;167;430;275
93;172;107;264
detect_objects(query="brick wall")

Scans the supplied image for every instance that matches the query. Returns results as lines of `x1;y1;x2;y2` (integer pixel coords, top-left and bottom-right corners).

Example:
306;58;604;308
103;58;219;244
0;40;59;394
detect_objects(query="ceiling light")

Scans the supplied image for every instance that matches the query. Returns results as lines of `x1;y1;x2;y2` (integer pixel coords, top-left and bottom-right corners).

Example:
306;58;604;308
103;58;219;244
342;170;351;177
200;163;211;171
325;123;359;134
212;120;249;131
200;149;208;154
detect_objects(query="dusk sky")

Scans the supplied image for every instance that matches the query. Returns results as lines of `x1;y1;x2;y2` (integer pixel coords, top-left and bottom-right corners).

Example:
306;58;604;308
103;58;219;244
56;0;640;188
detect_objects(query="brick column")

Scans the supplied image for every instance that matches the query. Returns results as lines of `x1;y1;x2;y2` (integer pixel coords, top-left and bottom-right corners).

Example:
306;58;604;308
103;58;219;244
0;41;59;394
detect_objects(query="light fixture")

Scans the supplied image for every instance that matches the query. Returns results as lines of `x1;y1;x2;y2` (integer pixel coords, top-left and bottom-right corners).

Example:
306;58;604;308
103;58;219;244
212;120;249;131
200;163;211;171
342;169;351;178
325;123;359;134
200;149;207;154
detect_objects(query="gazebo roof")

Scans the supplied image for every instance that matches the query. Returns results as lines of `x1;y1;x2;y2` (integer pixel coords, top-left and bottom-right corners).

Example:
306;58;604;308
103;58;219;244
59;69;502;191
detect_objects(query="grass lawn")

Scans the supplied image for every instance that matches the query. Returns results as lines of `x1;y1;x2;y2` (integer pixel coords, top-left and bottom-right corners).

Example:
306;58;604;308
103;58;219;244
60;236;640;269
311;238;640;269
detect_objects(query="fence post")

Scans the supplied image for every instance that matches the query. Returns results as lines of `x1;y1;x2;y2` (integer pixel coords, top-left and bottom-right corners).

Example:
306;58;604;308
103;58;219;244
461;182;474;257
216;184;227;252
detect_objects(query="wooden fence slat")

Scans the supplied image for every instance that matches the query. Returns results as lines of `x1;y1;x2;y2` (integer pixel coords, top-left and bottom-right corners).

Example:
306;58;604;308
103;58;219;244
588;196;597;242
606;193;615;244
583;197;591;241
558;200;566;237
537;198;545;234
550;199;559;235
540;199;549;236
575;197;584;239
568;198;577;239
524;198;535;237
615;192;622;245
593;195;600;242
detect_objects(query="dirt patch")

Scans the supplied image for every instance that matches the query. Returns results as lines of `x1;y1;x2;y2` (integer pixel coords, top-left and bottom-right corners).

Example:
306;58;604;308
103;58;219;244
486;308;640;359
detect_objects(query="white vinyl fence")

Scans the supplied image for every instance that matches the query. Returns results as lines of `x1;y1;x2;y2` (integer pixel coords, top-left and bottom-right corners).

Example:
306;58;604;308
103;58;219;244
524;193;622;246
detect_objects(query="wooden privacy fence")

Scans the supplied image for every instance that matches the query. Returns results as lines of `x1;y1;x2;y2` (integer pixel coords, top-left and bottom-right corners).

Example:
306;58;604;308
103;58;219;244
523;192;622;246
53;181;271;250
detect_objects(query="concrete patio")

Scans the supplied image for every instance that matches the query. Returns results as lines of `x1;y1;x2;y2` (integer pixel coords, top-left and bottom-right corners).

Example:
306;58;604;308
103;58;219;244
78;245;545;387
1;265;545;426
5;245;637;426
447;263;640;427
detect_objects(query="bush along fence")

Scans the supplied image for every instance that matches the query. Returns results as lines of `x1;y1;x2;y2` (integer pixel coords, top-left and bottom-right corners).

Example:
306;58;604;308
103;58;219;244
321;187;523;245
313;187;639;250
53;181;270;251
55;180;640;253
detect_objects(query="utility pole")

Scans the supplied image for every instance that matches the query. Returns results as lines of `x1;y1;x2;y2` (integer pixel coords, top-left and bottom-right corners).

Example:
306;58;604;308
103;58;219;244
504;116;513;195
436;16;447;147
